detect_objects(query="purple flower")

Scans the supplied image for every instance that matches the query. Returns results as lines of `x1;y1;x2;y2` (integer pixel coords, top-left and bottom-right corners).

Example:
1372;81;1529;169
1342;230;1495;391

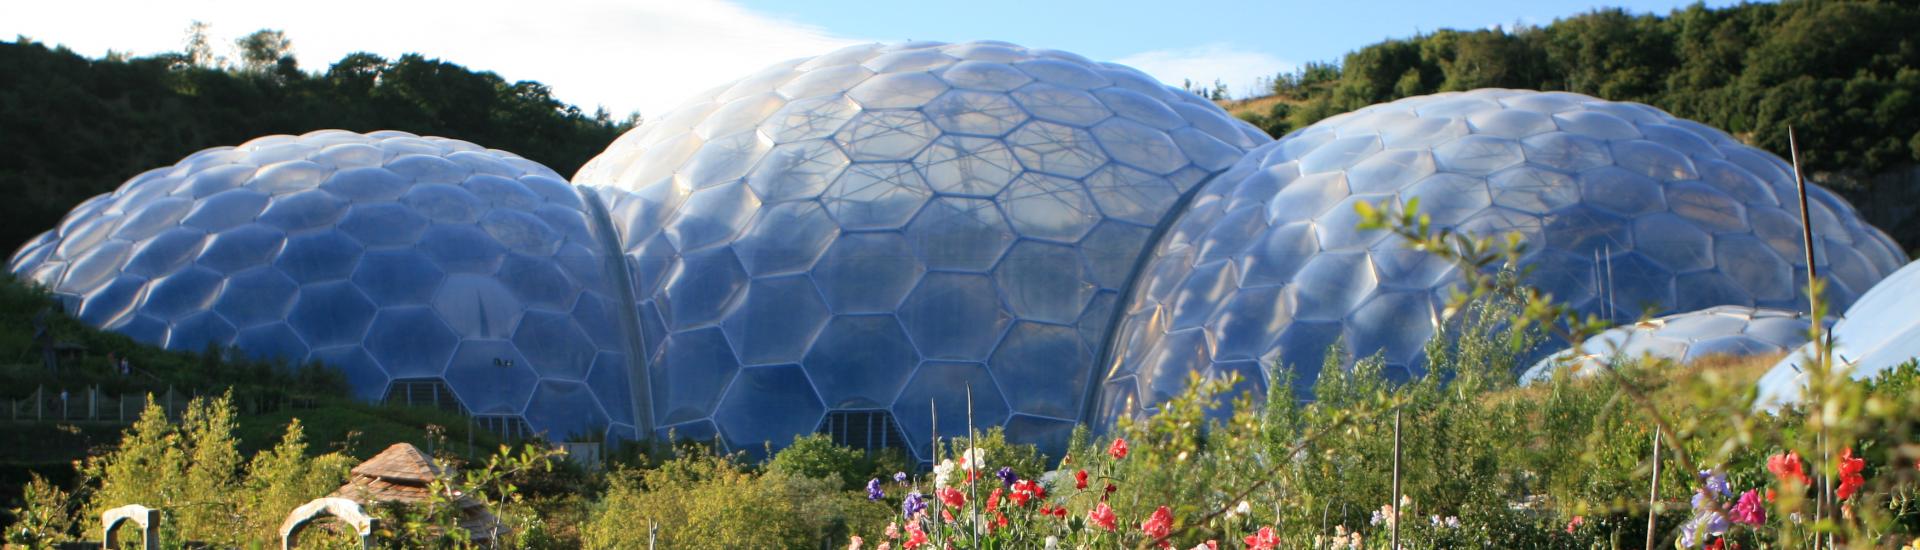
996;466;1017;488
1698;470;1731;498
867;478;885;501
902;491;927;518
893;471;909;484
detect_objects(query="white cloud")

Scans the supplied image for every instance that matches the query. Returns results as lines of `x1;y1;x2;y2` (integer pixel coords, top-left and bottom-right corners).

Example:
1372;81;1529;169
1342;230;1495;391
1115;43;1295;100
3;0;865;120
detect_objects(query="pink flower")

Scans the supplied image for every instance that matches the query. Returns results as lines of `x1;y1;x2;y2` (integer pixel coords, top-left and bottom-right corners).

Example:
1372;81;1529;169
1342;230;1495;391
1767;451;1809;486
1140;505;1173;545
1089;502;1118;531
1244;526;1279;550
1730;489;1766;525
848;535;863;550
884;522;899;539
1109;437;1130;460
1565;515;1584;533
1188;541;1218;550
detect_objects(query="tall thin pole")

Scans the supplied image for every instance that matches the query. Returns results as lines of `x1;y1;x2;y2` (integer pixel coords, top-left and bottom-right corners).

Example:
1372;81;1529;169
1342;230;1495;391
1391;409;1402;550
1789;126;1831;540
1646;429;1662;550
966;385;980;545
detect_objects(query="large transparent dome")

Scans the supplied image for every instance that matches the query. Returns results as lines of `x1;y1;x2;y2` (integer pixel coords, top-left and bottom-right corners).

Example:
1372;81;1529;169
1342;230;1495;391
573;40;1270;460
1756;259;1920;409
1518;305;1827;385
7;130;641;441
1095;89;1905;422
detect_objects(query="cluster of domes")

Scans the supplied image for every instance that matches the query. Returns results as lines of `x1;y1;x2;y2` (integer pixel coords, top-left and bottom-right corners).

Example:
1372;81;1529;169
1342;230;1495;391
1516;306;1828;384
11;41;1909;456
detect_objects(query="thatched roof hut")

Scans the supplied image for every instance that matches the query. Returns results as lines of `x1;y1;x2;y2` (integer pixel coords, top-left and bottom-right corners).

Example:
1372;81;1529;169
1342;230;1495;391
330;443;502;540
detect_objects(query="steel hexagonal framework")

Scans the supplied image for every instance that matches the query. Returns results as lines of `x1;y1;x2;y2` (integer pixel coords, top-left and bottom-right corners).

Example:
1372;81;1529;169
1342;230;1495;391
1093;89;1905;427
573;40;1270;461
7;130;643;442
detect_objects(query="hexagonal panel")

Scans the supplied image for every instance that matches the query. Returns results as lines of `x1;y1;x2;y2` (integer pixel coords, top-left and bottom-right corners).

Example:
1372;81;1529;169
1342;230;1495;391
802;315;918;409
812;233;922;314
714;365;826;455
721;276;831;366
898;273;1010;361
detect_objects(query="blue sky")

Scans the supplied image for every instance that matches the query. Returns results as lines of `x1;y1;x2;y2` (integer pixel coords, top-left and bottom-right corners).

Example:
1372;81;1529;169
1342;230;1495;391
7;0;1743;119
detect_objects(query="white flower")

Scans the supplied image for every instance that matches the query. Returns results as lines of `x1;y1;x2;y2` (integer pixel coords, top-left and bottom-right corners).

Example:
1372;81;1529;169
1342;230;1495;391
1445;516;1461;529
1044;535;1059;549
960;447;987;471
1235;500;1252;516
933;459;957;488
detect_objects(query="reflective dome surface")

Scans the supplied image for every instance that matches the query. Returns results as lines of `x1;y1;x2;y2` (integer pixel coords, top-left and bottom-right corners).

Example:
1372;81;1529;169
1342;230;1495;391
1097;89;1905;422
7;130;641;441
573;40;1270;460
1518;305;1827;384
1756;259;1920;409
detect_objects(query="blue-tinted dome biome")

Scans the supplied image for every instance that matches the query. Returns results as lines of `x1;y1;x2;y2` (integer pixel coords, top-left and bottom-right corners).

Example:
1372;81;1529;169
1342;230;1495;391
571;40;1270;460
1756;258;1920;409
8;130;645;442
13;47;1906;460
1090;89;1903;426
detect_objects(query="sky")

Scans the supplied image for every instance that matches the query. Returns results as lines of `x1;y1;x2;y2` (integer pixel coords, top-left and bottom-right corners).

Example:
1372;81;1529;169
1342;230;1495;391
6;0;1745;121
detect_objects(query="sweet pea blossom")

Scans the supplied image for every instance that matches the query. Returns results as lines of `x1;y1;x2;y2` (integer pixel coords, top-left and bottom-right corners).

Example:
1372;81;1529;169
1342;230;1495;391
1089;502;1118;531
1768;451;1809;486
1075;469;1089;490
1188;542;1218;550
1730;489;1766;525
903;523;927;549
848;535;863;550
937;486;967;509
894;471;909;484
1838;447;1866;500
996;466;1017;487
867;478;885;501
1109;437;1130;460
1244;526;1279;550
933;459;957;488
1141;505;1174;544
959;447;987;471
902;492;927;519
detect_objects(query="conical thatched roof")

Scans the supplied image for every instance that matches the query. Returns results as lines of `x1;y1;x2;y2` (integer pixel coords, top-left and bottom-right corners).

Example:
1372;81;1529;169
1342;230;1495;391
330;443;503;539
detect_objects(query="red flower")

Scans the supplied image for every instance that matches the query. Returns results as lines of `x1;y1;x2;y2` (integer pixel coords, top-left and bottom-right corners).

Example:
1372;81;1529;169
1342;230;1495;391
938;487;967;509
903;523;927;549
1140;505;1174;545
1075;469;1089;490
1837;448;1866;501
1088;502;1118;531
1109;437;1130;460
1011;479;1045;506
1054;507;1068;519
995;512;1007;529
1244;526;1279;550
986;487;1003;513
1767;451;1809;487
1705;539;1724;550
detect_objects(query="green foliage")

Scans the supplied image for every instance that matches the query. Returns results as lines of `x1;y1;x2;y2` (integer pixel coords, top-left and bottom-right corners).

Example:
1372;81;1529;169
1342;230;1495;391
2;473;76;547
0;37;633;252
584;447;888;549
765;432;913;492
1235;2;1920;252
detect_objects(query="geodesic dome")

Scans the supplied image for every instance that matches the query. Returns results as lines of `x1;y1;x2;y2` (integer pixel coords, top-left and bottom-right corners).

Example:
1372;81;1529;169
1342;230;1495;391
1517;305;1828;385
572;40;1270;460
1756;259;1920;409
1094;89;1905;422
7;130;641;441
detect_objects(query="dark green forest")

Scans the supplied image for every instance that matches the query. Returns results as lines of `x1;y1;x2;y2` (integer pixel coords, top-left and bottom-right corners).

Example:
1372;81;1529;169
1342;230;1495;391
1238;0;1920;250
0;35;631;252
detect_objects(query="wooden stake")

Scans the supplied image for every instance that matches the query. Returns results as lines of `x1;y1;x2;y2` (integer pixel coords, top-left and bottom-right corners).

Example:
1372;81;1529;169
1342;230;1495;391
1646;429;1661;550
1391;409;1402;550
1789;126;1832;541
